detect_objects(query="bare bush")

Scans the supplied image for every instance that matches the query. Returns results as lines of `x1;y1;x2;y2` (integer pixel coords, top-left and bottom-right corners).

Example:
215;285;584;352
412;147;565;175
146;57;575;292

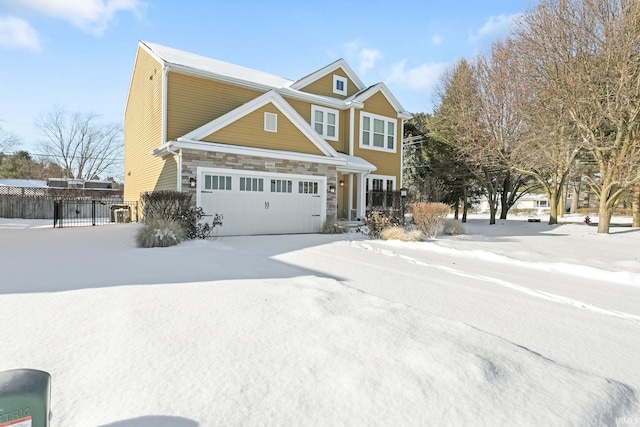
412;202;450;239
364;211;397;239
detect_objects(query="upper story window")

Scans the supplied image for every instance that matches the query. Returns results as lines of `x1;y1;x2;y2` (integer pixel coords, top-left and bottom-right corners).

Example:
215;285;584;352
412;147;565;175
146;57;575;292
333;75;348;96
264;112;277;132
311;105;339;141
360;112;396;152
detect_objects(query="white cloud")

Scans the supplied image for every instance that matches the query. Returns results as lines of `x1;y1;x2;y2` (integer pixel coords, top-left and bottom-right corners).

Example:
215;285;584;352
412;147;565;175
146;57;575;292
387;59;450;94
469;13;523;44
4;0;143;35
358;48;382;75
431;34;443;46
0;16;41;51
338;41;382;76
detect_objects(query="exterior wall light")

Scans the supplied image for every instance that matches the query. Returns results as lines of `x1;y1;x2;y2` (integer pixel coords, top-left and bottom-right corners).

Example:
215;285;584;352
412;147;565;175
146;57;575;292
328;185;336;194
339;180;344;187
189;178;197;188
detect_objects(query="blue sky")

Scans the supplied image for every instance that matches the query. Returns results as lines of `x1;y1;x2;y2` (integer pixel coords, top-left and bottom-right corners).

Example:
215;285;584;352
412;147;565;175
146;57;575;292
0;0;531;156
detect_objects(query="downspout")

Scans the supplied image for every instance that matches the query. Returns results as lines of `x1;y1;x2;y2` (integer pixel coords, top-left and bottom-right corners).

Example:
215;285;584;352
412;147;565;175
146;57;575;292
162;65;169;145
348;107;355;218
162;66;183;192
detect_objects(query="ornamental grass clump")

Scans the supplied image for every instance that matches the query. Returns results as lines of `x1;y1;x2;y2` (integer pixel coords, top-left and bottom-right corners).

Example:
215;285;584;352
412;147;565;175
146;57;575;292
136;218;185;248
412;202;450;239
442;218;465;235
380;226;424;242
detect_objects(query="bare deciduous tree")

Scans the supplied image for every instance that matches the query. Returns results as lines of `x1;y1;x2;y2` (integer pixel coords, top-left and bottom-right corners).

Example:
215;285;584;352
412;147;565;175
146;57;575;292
516;0;640;233
36;107;122;180
0;125;20;154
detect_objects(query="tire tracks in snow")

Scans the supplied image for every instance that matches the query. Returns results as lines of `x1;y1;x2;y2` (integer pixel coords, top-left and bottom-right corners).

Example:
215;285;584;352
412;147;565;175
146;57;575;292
348;241;640;325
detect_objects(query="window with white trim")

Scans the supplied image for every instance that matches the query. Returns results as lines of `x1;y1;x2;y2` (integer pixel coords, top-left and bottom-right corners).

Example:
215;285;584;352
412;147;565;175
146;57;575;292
240;177;264;192
360;112;397;152
271;179;292;193
365;175;396;191
264;112;277;132
299;181;319;194
333;75;347;96
204;175;232;190
535;200;548;208
311;105;339;141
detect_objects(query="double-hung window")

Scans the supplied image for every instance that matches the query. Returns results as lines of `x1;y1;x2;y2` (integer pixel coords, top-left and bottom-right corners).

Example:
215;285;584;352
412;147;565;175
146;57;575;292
311;106;339;141
360;112;396;152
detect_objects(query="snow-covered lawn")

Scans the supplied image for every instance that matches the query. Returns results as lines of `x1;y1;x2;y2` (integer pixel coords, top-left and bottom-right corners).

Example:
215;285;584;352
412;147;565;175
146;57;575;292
1;215;639;426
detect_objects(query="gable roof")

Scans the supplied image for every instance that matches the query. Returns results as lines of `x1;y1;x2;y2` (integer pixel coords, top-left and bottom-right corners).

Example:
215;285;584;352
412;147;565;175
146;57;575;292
141;41;294;90
180;90;341;158
290;58;366;92
348;83;412;119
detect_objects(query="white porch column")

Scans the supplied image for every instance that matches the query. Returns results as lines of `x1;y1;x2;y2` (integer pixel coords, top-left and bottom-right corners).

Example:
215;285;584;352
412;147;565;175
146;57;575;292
347;174;354;220
356;172;367;220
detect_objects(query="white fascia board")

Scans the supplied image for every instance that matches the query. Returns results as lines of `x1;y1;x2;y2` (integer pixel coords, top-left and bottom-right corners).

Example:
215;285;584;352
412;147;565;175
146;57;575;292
353;82;412;119
336;153;377;173
173;138;347;167
181;90;341;158
277;87;363;110
290;59;366;91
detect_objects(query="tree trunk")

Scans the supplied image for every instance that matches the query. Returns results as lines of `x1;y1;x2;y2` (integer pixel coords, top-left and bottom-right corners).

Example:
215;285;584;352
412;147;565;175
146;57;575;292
499;173;510;220
548;189;559;225
570;177;580;213
453;199;460;220
462;186;468;223
596;200;613;234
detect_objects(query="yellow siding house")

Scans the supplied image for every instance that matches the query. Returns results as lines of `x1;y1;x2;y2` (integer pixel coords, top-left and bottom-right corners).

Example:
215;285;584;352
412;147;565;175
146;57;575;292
124;41;411;236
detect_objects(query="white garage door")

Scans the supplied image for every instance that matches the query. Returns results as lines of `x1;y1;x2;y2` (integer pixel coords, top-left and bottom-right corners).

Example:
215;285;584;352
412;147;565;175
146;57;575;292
198;168;326;236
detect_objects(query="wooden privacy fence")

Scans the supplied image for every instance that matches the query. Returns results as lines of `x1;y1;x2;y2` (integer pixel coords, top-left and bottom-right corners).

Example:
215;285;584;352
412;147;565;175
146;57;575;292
0;195;56;219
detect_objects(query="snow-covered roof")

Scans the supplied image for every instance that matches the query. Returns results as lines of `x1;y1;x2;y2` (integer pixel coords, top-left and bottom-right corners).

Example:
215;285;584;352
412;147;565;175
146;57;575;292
141;41;294;90
0;179;48;188
336;153;376;173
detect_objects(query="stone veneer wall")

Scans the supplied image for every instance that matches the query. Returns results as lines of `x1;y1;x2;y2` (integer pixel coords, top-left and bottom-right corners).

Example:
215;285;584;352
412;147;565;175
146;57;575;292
181;149;338;222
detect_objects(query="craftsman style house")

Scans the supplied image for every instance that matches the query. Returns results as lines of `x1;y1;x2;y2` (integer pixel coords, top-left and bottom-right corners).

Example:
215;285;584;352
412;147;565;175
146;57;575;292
124;41;410;235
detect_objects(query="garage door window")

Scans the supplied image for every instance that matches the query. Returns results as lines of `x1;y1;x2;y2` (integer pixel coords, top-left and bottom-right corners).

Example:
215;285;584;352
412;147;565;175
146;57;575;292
299;181;319;194
271;179;292;193
240;177;264;192
205;175;232;190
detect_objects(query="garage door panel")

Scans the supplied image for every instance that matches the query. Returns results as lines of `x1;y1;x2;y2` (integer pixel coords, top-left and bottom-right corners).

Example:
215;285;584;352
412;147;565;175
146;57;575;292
200;171;324;236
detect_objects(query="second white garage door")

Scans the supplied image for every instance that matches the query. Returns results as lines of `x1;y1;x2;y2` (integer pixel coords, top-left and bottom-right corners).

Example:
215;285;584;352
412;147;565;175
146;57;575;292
198;168;326;236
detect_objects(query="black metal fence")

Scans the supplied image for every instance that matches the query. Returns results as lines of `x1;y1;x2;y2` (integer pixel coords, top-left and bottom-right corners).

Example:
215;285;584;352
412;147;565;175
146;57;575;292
366;190;403;214
53;199;138;228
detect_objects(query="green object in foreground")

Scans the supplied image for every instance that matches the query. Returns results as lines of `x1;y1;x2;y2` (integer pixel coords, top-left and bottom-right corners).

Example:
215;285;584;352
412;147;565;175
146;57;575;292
0;369;51;427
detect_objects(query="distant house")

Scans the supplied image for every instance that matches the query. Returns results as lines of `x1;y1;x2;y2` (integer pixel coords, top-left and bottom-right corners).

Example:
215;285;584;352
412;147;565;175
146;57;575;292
123;41;411;236
475;193;550;215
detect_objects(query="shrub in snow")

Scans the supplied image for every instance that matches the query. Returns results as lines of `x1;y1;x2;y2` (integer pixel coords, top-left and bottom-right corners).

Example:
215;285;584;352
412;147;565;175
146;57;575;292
412;202;450;239
443;219;465;235
141;190;222;240
364;210;400;239
380;226;424;242
322;220;346;234
136;219;185;248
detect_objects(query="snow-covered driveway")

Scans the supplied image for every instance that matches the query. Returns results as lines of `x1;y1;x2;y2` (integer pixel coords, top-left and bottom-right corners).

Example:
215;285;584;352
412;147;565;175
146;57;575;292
1;218;639;426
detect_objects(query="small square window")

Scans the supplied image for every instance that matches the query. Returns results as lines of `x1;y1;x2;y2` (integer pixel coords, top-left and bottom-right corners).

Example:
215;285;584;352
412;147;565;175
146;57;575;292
333;75;347;96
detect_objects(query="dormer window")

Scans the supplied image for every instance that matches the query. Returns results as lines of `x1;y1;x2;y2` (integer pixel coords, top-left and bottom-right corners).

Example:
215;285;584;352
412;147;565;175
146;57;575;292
333;75;347;96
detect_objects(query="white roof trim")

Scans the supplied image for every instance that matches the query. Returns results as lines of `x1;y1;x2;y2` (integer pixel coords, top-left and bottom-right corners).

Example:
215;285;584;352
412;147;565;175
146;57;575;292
290;59;366;91
181;90;341;158
155;140;348;167
348;83;412;119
